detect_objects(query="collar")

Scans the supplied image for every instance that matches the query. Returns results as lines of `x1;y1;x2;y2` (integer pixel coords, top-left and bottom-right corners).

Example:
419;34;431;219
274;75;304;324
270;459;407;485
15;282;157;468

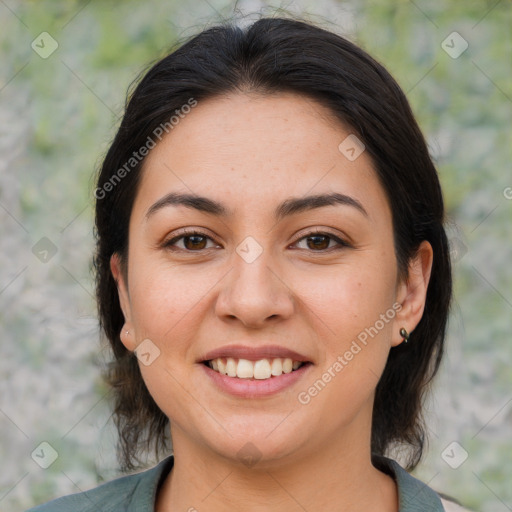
143;455;444;511
373;456;445;511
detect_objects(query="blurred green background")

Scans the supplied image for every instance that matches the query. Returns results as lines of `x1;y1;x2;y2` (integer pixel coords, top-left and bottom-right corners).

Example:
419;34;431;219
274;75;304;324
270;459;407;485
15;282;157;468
1;0;510;510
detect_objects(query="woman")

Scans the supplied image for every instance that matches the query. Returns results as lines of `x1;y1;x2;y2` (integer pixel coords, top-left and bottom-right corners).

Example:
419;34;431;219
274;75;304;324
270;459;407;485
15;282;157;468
28;16;470;512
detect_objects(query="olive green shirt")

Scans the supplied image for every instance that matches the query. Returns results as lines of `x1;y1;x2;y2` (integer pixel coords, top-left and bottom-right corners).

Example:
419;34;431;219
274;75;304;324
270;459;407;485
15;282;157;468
27;455;463;511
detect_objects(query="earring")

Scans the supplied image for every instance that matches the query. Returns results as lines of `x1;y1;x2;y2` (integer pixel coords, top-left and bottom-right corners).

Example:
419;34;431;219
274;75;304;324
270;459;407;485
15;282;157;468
399;327;410;343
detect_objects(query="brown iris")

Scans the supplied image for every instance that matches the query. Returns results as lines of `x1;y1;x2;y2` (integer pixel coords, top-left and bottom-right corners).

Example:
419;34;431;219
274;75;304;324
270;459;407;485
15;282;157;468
183;235;208;250
306;234;330;250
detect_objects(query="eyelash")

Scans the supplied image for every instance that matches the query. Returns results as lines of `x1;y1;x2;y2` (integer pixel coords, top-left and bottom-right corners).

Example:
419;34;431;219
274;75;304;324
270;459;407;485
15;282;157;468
162;228;351;253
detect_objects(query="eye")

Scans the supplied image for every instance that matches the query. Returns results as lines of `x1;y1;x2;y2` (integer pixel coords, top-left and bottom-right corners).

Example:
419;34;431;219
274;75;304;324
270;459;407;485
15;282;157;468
292;230;350;252
163;230;219;251
163;228;350;253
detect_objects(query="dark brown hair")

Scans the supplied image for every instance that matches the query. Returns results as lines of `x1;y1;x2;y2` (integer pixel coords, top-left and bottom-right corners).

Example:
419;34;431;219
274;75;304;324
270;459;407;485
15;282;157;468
94;16;452;471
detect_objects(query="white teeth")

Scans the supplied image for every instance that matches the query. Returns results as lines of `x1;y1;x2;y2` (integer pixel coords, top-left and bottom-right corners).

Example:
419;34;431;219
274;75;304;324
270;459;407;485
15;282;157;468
236;359;254;379
208;357;304;379
270;358;283;376
226;357;237;377
253;359;272;379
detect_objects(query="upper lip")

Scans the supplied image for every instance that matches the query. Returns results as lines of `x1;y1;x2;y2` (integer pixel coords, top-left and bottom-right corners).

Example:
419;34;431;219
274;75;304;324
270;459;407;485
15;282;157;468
199;344;311;363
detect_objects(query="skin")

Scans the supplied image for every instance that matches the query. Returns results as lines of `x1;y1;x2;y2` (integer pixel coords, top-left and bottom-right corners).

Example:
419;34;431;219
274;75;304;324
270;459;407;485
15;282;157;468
111;92;433;512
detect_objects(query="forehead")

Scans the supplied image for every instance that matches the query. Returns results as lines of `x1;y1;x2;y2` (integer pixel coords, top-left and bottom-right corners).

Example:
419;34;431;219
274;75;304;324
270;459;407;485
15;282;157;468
132;92;390;224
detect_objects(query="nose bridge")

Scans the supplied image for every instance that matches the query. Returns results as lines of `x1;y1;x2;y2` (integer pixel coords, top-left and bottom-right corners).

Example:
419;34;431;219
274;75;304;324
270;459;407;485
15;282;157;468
215;237;294;326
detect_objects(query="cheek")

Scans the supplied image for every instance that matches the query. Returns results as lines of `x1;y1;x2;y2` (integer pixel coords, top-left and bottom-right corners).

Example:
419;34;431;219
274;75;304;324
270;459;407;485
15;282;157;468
297;270;396;425
292;257;397;338
290;259;397;417
128;259;213;336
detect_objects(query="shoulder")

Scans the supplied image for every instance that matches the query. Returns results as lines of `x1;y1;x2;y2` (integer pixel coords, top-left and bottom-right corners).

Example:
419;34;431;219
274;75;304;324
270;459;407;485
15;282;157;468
26;456;174;512
373;456;471;512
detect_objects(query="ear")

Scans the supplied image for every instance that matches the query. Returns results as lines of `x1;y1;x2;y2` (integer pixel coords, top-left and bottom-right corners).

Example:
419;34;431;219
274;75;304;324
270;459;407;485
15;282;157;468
110;253;136;351
392;240;434;347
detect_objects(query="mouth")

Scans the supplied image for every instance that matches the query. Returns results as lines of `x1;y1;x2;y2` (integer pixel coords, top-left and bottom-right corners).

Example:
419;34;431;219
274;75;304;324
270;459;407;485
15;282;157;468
201;356;313;398
202;357;311;380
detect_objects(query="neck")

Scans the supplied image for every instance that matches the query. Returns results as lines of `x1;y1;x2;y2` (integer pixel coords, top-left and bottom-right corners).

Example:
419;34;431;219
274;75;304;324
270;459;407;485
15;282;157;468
156;423;398;512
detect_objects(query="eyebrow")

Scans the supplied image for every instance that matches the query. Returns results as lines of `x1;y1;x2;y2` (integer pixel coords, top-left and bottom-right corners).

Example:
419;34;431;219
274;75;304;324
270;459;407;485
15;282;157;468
145;191;368;221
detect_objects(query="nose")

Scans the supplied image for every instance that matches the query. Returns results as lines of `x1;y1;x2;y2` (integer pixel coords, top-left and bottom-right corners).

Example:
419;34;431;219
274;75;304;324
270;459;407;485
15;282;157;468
214;247;295;329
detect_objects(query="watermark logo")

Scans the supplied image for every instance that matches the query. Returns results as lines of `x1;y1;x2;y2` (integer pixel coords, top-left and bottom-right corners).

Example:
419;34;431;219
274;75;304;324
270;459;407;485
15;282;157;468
32;237;58;263
236;236;263;263
441;32;468;59
449;236;468;264
237;442;262;468
31;32;58;59
441;441;468;469
31;441;59;469
135;338;161;366
338;134;365;161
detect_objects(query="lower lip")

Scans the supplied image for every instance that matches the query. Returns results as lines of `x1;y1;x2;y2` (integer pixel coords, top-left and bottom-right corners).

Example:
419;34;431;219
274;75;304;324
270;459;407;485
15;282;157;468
201;362;313;398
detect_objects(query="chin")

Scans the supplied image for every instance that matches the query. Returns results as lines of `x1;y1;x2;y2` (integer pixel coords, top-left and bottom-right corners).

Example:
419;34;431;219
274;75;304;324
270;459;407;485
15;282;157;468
198;420;307;469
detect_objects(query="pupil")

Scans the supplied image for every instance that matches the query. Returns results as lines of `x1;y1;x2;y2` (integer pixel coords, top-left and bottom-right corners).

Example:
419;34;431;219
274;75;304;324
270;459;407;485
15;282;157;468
185;235;206;250
308;235;328;250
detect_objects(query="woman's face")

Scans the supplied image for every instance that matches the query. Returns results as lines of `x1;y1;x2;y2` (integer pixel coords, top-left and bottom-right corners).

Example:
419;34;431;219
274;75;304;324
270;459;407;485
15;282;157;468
112;92;431;468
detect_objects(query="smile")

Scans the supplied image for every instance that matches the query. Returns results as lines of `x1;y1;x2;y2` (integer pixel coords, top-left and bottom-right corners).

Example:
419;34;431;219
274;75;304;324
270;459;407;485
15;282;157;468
205;357;305;380
201;358;313;398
